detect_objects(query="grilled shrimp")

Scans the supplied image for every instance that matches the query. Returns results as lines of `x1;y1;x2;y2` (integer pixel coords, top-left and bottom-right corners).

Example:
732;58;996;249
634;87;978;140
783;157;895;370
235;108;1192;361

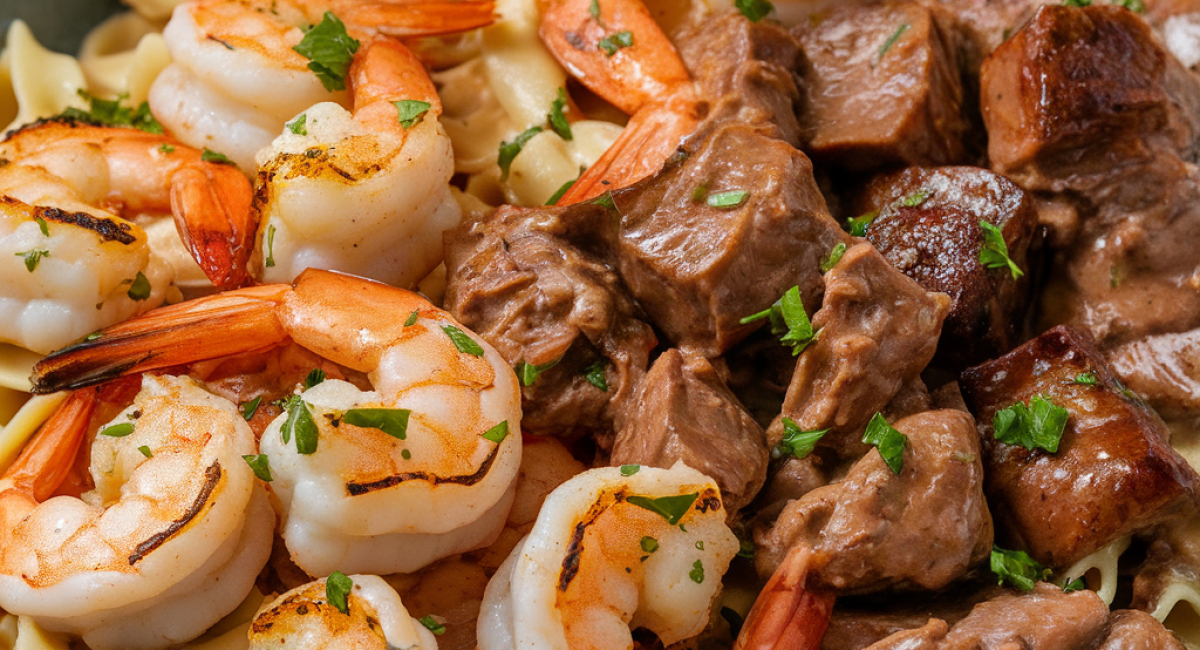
477;463;738;650
31;268;523;578
0;374;273;650
248;574;438;650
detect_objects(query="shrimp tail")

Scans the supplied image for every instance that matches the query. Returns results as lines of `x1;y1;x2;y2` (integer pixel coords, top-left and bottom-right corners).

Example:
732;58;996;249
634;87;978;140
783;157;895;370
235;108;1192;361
30;285;292;394
733;547;835;650
337;0;496;37
2;388;97;501
170;162;258;290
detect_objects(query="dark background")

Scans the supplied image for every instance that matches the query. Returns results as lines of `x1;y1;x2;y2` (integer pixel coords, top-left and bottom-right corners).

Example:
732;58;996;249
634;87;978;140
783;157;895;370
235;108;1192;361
0;0;127;54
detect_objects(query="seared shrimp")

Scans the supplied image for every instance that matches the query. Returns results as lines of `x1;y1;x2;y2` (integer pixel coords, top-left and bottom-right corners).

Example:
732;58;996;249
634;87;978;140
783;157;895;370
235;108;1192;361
477;463;738;650
0;165;171;354
249;574;438;650
0;374;273;650
0;118;257;290
31;268;523;578
538;0;699;203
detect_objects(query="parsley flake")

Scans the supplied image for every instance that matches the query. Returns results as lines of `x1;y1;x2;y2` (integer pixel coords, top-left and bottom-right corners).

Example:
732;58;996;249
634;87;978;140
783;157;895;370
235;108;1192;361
619;464;640;476
548;87;572;140
442;325;485;356
598;31;633;56
773;417;828;460
862;412;907;474
265;224;277;268
16;249;49;272
992;395;1069;453
589;0;600;19
640;536;659;553
60;89;163;134
737;538;755;558
34;216;49;236
393;100;432;129
419;615;446;635
138;445;153;458
736;0;774;21
738;285;817;355
287;114;308;135
1072;373;1098;386
706;190;749;209
516;358;560;386
101;422;134;437
546;176;577;205
979;221;1023;279
689;559;705;584
899;189;931;207
1063;0;1091;6
304;368;326;389
158;143;175;154
404;309;420;326
280;396;319;454
292;12;361;91
1113;0;1144;11
877;23;910;62
326;571;353;614
343;408;411;439
1063;576;1087;593
820;242;847;273
243;454;273;482
482;420;509;443
127;272;151;301
584;360;609;391
991;545;1050;591
401;449;412;460
241;396;262;421
626;492;698;525
846;211;878;237
498;126;544;182
201;149;235;165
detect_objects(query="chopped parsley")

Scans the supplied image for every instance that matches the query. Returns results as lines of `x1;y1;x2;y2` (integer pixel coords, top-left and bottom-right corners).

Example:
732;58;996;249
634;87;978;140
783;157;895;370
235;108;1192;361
979;221;1023;280
820;242;847;273
696;540;704;550
498;126;544;182
158;143;175;154
992;395;1069;453
393;100;432;129
736;0;774;21
241;396;263;421
100;422;134;437
442;325;485;357
201;148;235;165
60;89;163;134
738;285;817;356
292;12;361;91
138;445;153;458
280;395;319;454
706;190;749;209
772;417;828;460
242;454;273;482
626;492;698;526
877;23;910;63
862;412;907;474
401;449;412;460
591;191;619;215
516;358;560;386
15;249;49;272
34;216;48;236
640;536;659;553
343;408;411;439
589;0;601;19
620;464;640;476
287;114;308;135
1063;576;1087;593
1062;0;1091;6
326;571;353;614
127;272;151;301
404;309;420;326
482;420;510;443
548;87;572;140
737;538;755;559
419;615;446;635
846;211;878;237
598;30;634;56
990;545;1050;591
689;559;705;584
265;224;277;268
584;360;609;391
304;368;326;389
899;189;931;207
1072;372;1098;386
1112;0;1144;11
546;176;577;205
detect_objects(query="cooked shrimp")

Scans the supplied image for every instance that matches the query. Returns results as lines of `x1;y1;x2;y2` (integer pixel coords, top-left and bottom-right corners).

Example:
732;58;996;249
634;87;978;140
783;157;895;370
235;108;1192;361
0;374;273;650
31;268;523;578
477;462;738;650
248;574;438;650
732;546;834;650
538;0;700;203
0;165;171;355
0;118;256;290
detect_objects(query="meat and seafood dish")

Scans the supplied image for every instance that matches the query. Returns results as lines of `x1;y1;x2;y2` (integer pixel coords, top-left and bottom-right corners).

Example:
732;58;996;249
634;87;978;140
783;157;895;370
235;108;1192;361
2;0;1200;648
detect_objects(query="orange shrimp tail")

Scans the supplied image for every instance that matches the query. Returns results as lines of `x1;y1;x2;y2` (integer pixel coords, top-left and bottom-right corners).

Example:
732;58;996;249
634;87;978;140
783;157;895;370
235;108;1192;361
733;547;835;650
557;93;698;204
30;285;293;394
538;0;691;115
335;0;495;37
170;162;258;290
3;388;97;501
351;39;442;116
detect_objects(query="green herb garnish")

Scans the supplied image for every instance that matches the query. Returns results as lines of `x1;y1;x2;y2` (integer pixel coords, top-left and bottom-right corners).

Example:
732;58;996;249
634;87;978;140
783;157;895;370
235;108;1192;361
404;309;420;327
516;358;560;386
265;224;277;268
979;221;1023;280
482;420;509;443
304;368;326;389
292;12;361;91
241;396;262;421
772;417;828;460
326;571;353;614
877;23;910;62
1063;576;1087;593
442;325;485;357
820;243;847;273
138;445;152;458
546;176;577;205
598;30;633;56
992;395;1069;453
287;114;308;135
343;408;412;439
243;454;273;482
626;492;698;526
584;360;609;391
393;100;432;129
689;559;705;584
548;87;572;140
280;395;319;454
736;0;774;21
739;285;817;356
34;216;49;236
620;464;640;476
706;190;749;209
846;211;878;237
419;615;446;635
498;126;544;182
158;143;175;154
1072;373;1098;386
127;272;151;301
60;89;163;134
16;249;49;272
862;412;907;474
101;422;134;437
990;545;1050;591
201;148;234;165
640;536;659;553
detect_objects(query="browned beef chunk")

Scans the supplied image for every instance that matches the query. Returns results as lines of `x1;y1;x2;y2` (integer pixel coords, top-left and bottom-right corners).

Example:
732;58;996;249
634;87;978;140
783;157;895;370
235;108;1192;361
981;4;1200;207
768;243;950;459
821;584;1007;650
1132;515;1200;618
609;348;768;517
960;325;1200;567
1095;610;1187;650
443;204;655;442
793;1;970;172
1111;327;1200;417
859;166;1038;368
755;409;992;593
866;583;1110;650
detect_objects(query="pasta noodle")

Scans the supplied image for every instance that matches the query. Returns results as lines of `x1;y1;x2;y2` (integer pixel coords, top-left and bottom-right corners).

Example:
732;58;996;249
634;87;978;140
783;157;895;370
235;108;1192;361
1060;536;1131;607
78;12;173;105
481;0;569;130
504;121;621;205
120;0;187;22
0;21;88;134
0;393;67;474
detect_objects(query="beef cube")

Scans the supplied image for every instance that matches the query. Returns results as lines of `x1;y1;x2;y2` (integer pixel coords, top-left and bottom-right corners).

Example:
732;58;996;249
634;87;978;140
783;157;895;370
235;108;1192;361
1111;327;1200;417
822;584;1008;650
981;4;1200;206
859;166;1038;368
611;122;846;358
609;348;768;516
1094;610;1187;650
443;204;656;443
770;243;950;459
960;325;1200;567
793;1;970;172
755;409;992;593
